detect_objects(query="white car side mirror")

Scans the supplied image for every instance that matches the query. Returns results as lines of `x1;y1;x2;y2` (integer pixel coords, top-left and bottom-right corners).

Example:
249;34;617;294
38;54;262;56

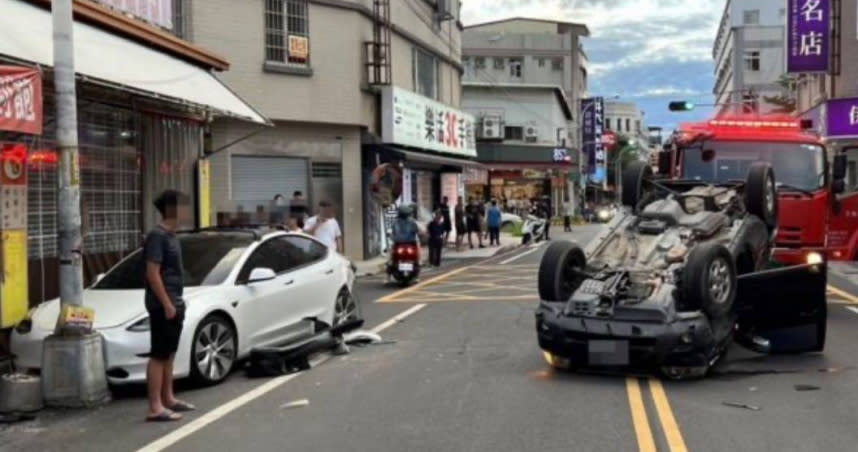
248;268;277;284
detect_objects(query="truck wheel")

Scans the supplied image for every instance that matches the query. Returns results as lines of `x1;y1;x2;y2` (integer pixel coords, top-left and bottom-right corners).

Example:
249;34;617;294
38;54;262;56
538;241;587;302
744;162;778;232
622;161;653;212
680;243;737;319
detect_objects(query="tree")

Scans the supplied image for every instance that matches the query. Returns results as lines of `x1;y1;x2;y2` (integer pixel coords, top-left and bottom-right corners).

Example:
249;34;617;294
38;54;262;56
763;74;797;114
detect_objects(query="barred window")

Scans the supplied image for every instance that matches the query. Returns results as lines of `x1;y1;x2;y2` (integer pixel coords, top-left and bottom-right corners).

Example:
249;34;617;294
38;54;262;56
265;0;310;65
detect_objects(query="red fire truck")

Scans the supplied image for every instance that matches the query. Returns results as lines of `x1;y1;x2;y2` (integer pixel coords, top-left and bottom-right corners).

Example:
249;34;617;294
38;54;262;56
661;115;854;266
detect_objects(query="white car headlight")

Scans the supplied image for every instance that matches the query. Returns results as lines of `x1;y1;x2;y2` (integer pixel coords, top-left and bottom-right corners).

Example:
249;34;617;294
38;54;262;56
127;316;150;332
806;252;824;265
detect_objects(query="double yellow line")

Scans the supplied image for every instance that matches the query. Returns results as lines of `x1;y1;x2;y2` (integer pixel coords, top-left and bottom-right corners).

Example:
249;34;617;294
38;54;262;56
626;377;688;452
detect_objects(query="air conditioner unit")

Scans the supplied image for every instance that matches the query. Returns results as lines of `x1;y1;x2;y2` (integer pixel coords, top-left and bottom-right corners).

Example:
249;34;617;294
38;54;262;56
480;116;503;140
525;126;538;141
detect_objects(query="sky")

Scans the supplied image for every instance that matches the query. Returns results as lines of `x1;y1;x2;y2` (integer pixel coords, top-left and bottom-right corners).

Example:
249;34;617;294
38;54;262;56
460;0;723;132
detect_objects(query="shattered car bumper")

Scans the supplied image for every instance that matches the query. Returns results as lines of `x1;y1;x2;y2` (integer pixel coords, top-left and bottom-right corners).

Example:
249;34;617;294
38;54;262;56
535;303;725;371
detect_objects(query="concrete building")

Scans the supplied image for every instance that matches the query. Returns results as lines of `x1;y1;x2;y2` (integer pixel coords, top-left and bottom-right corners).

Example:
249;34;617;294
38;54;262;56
461;18;590;149
462;82;576;215
604;100;647;147
796;0;858;186
0;0;265;307
713;0;788;115
185;0;475;259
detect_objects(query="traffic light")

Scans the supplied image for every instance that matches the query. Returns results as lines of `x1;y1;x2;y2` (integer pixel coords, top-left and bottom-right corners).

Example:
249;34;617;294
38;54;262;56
668;101;695;112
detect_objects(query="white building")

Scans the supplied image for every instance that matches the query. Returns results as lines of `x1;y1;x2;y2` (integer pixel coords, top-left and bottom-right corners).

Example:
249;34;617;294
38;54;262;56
713;0;788;115
462;18;589;149
462;82;576;215
604;100;647;146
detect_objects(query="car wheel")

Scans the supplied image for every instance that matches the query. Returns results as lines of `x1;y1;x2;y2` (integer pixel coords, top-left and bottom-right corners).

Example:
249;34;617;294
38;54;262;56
333;289;359;327
539;241;587;302
744;162;778;232
621;161;653;212
190;315;237;386
680;243;737;319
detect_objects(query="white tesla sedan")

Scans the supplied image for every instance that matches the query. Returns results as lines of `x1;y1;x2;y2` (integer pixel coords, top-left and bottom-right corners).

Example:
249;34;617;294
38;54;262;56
11;229;358;385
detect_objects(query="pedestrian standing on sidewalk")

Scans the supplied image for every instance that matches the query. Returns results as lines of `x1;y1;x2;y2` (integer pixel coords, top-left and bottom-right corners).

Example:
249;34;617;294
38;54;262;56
439;196;452;245
144;190;195;423
290;190;308;229
487;200;502;246
455;196;466;251
427;210;445;267
304;200;343;252
466;197;485;249
563;199;573;232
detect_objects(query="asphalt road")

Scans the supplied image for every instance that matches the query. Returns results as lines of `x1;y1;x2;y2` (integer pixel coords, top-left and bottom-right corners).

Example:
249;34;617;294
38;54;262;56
5;224;858;452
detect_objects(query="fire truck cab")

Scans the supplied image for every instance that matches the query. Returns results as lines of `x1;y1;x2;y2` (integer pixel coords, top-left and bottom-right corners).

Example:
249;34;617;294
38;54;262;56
660;116;856;265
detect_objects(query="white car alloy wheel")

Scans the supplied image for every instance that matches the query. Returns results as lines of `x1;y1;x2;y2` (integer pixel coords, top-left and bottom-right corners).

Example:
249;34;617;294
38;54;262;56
191;315;237;385
333;289;359;327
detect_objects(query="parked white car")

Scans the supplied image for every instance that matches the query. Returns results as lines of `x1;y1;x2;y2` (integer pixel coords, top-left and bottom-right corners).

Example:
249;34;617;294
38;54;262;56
11;229;358;385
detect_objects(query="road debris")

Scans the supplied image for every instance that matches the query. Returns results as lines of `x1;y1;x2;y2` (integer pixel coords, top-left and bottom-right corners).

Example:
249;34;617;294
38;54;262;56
722;402;761;411
794;384;821;391
280;399;310;410
343;330;383;346
748;387;758;392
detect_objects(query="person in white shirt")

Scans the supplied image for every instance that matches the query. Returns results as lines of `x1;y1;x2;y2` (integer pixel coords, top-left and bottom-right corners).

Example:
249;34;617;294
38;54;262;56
304;200;343;252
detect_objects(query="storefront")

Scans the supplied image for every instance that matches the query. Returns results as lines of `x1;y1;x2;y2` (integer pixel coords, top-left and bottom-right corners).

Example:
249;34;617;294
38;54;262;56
477;143;578;216
0;0;266;307
362;86;479;258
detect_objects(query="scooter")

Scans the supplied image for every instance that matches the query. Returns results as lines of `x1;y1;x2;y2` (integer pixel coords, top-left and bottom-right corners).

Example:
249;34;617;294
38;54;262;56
521;214;547;245
388;242;421;286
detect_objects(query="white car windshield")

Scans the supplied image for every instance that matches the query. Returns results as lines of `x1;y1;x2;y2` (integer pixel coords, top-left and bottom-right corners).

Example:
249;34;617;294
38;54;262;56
93;234;253;289
683;141;825;192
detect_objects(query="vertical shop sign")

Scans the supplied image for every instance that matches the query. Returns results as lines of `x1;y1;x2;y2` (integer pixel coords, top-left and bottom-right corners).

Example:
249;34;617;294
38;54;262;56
787;0;830;73
197;159;211;228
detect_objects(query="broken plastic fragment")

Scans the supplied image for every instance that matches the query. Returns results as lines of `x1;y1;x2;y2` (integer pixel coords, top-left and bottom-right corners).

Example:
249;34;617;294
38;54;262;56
343;330;383;345
722;402;761;411
280;399;310;410
794;384;821;391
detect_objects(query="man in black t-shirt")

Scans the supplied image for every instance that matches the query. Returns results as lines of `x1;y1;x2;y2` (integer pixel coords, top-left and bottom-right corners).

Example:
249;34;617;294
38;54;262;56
144;190;195;422
465;198;485;249
439;196;452;245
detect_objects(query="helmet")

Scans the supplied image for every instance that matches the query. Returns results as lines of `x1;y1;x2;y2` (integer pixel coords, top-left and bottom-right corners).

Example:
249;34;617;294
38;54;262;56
397;204;413;218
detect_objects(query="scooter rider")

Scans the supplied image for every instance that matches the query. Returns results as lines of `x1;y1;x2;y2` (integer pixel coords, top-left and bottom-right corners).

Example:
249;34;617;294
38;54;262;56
392;204;420;244
388;205;421;283
537;195;552;241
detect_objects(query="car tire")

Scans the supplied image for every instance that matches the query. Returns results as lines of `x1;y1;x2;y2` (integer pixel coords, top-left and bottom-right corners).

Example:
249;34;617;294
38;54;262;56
190;315;237;386
744;162;778;232
538;241;587;302
522;233;532;245
622;161;653;212
680;243;737;320
333;288;359;327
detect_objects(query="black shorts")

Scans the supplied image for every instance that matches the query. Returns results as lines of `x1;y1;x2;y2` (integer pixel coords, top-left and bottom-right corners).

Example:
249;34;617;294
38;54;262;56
149;307;185;360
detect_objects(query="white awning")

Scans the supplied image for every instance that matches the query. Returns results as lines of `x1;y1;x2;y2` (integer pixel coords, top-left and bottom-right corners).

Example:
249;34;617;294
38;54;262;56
0;0;268;125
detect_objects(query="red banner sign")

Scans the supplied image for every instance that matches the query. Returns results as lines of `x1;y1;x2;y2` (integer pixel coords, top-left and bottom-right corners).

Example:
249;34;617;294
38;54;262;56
0;66;43;135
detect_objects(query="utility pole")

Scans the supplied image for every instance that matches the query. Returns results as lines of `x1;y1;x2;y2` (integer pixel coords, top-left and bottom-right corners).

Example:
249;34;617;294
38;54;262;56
54;0;84;308
42;0;110;408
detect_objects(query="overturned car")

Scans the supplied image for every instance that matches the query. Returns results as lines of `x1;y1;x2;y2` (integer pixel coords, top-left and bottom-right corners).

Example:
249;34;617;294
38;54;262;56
536;161;827;378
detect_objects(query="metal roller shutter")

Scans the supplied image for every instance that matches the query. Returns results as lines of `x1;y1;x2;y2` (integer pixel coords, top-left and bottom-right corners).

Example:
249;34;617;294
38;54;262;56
231;156;308;202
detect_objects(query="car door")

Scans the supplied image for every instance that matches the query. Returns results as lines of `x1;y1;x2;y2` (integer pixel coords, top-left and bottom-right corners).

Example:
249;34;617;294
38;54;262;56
734;262;827;353
234;238;311;349
280;236;339;325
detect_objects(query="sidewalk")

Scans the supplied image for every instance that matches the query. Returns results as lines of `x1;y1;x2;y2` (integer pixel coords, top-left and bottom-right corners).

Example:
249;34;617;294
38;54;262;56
353;232;520;276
